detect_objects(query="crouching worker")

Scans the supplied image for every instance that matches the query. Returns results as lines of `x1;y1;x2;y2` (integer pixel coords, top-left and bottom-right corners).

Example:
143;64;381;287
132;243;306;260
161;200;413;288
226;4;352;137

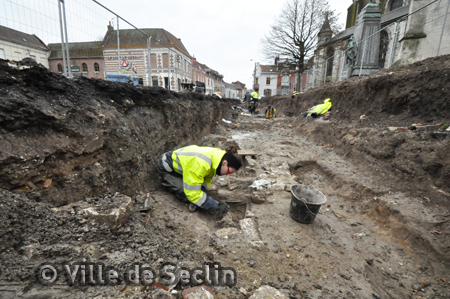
305;98;332;119
249;100;257;115
157;145;243;219
265;105;276;119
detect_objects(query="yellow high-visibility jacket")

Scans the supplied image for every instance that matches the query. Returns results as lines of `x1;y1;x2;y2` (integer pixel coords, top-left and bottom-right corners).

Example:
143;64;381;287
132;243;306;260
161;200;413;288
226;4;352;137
251;91;259;99
171;145;226;207
266;107;276;118
309;99;332;115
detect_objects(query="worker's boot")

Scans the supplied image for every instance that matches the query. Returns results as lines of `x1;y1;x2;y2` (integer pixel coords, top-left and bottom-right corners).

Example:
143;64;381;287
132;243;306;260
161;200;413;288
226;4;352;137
189;203;198;213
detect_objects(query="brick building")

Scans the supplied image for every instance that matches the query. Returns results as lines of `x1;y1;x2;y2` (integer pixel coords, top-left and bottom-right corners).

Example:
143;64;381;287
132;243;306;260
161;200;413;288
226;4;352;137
102;26;192;89
48;41;104;79
232;81;246;99
191;57;225;95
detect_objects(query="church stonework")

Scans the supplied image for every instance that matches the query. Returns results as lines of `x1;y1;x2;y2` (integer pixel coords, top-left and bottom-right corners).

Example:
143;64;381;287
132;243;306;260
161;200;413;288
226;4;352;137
304;0;449;90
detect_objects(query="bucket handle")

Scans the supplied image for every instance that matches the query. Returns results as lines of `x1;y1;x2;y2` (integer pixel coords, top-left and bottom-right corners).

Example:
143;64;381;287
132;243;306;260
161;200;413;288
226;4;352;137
300;198;319;216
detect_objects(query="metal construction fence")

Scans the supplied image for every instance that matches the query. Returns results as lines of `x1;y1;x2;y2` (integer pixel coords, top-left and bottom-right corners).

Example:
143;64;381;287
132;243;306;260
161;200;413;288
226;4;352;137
0;0;118;62
0;0;175;86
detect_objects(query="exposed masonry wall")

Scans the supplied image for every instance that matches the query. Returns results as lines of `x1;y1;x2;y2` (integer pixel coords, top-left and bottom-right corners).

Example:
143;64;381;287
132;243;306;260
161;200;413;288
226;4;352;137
399;0;450;64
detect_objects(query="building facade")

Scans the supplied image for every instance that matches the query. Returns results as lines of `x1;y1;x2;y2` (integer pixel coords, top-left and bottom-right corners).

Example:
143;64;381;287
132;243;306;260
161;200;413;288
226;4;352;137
192;56;206;87
48;42;104;79
224;82;238;99
0;25;50;67
192;57;225;95
253;57;298;96
232;81;246;99
254;63;277;97
305;0;450;90
102;26;192;89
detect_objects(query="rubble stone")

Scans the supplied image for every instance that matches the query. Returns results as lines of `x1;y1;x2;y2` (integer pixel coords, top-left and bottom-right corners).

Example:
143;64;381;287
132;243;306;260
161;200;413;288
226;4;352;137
249;285;288;299
239;218;260;242
182;285;214;299
214;227;238;239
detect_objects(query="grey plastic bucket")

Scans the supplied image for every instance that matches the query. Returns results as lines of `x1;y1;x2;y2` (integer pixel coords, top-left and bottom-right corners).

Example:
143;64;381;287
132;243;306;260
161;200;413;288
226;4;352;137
289;184;327;224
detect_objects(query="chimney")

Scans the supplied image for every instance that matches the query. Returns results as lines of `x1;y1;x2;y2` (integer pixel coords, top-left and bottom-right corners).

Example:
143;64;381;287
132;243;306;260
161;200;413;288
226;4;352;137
107;22;114;32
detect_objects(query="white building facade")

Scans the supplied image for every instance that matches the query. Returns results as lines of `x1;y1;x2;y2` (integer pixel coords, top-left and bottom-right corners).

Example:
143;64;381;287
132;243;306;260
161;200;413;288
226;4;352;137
254;63;278;97
0;25;50;67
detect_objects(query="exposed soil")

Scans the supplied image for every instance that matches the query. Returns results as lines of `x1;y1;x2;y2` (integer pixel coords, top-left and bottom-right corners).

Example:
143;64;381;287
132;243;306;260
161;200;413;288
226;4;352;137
0;56;449;299
84;193;130;214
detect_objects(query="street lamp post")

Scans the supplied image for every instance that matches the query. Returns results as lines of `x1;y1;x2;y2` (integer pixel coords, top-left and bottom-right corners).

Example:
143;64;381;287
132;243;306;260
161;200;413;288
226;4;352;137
250;59;257;91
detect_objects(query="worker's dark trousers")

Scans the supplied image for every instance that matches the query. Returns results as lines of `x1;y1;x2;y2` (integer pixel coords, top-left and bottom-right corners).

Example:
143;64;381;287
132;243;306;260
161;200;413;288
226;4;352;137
159;171;209;204
159;172;190;203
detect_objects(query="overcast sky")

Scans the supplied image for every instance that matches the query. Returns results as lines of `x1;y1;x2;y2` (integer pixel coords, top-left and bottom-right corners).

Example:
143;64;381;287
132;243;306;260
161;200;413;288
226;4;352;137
118;0;350;88
1;0;350;88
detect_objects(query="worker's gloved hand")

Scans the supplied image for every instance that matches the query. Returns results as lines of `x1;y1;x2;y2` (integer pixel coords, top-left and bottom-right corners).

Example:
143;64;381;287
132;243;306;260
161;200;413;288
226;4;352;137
215;201;229;219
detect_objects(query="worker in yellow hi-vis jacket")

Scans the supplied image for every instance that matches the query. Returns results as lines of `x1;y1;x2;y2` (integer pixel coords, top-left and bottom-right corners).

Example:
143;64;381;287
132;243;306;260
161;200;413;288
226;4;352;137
265;105;276;119
306;98;332;118
157;144;243;218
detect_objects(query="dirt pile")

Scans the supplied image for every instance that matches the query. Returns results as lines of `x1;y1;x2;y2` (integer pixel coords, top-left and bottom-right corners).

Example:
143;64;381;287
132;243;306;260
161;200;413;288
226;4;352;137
263;54;450;203
0;59;238;205
268;54;450;126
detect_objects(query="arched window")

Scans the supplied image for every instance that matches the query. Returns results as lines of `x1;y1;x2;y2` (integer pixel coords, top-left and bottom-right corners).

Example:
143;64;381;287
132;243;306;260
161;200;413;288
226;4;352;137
390;0;403;11
57;63;63;73
94;62;100;72
326;47;334;77
82;63;88;72
379;30;389;68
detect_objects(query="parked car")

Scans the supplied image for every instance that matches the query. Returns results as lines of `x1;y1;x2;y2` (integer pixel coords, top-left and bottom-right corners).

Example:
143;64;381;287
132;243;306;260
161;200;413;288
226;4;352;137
194;81;205;93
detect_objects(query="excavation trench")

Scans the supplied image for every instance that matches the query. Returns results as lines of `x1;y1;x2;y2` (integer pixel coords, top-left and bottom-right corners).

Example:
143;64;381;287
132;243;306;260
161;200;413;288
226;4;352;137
0;57;449;298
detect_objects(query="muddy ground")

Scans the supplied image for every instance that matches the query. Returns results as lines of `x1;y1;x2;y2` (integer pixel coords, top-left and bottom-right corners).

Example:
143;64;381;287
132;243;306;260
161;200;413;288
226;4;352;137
0;56;449;299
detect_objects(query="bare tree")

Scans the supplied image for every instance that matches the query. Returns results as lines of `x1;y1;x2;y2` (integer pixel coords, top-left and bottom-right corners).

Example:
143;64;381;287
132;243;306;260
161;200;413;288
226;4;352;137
261;0;341;76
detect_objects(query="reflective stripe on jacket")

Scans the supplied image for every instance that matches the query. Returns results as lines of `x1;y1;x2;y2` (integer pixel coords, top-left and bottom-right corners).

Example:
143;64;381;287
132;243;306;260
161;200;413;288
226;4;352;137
309;101;332;115
171;145;226;207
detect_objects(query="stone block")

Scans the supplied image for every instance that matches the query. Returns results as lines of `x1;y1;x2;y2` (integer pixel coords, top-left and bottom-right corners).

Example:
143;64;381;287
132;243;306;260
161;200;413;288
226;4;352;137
83;193;132;228
239;218;260;242
182;285;215;299
249;285;288;298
